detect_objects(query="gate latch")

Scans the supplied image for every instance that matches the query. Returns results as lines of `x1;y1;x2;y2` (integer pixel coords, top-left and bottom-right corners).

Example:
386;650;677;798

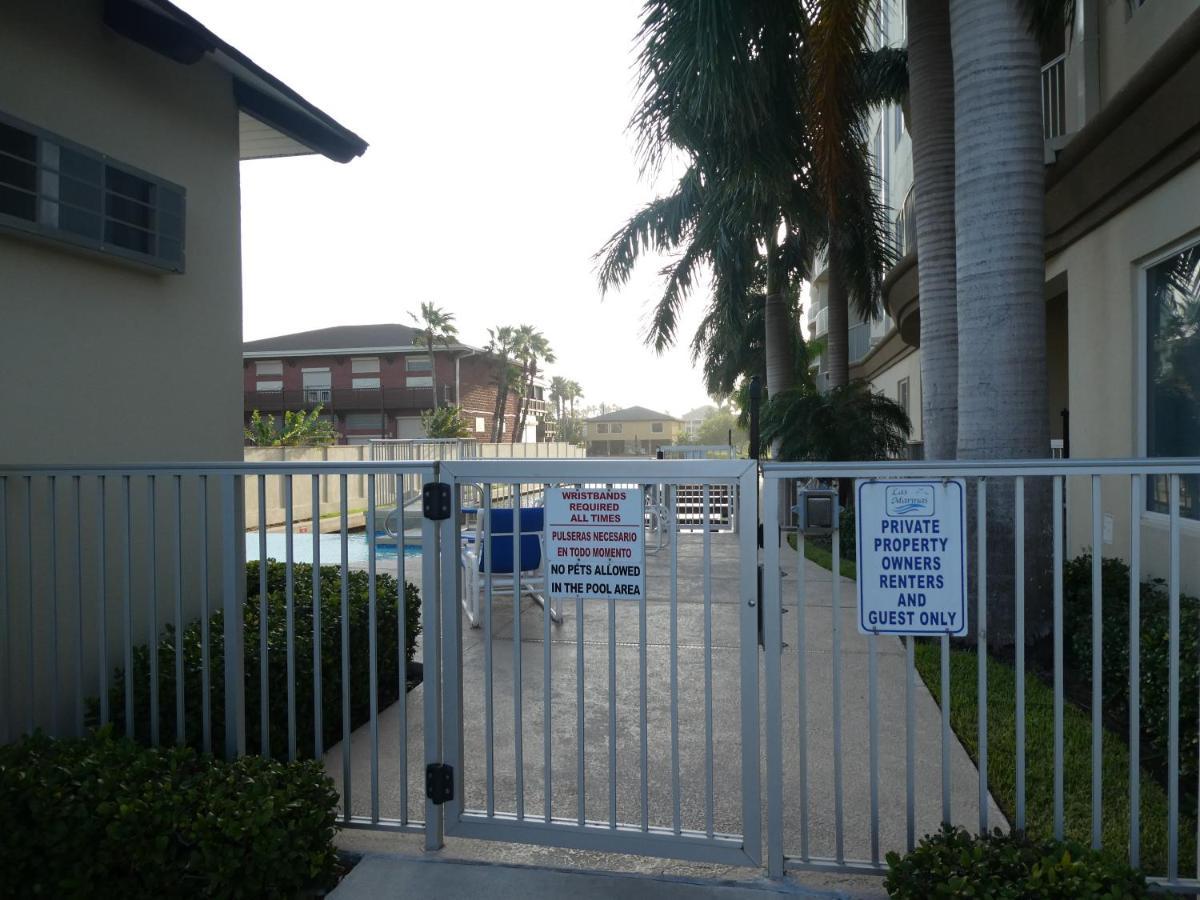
425;763;454;804
422;482;452;520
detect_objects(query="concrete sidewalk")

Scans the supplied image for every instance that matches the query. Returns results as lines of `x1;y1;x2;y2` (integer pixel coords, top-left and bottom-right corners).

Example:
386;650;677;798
330;852;872;899
328;531;1002;878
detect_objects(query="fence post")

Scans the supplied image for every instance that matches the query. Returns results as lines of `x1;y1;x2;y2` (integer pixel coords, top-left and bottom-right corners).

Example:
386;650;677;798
423;463;445;851
221;474;246;759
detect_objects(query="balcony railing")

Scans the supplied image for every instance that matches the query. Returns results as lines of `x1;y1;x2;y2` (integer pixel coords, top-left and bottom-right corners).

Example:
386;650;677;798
811;305;829;338
244;386;448;413
1042;53;1067;140
893;185;916;258
848;320;873;363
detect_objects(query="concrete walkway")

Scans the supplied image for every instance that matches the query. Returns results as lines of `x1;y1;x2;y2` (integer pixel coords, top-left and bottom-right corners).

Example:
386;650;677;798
327;531;1002;885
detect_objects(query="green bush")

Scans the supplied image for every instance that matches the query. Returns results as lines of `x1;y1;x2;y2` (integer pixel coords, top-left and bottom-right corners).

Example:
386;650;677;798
884;825;1148;898
810;505;856;562
94;560;421;760
0;728;339;898
1063;554;1199;805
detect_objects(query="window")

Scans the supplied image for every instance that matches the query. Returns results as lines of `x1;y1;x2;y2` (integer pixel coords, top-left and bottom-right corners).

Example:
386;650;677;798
611;423;624;434
0;112;185;271
652;422;664;433
894;103;904;146
302;368;331;403
597;423;609;434
405;356;431;372
1145;240;1200;519
475;416;486;433
352;356;380;374
256;380;282;391
352;377;381;390
255;360;283;377
873;122;888;208
897;377;910;417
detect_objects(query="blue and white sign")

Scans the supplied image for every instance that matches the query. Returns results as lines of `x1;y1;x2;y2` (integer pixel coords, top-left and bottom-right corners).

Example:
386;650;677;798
856;479;968;636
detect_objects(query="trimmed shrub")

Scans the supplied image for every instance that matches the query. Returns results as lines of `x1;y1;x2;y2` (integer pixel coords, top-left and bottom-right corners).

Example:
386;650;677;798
93;560;421;760
884;825;1148;899
1063;554;1199;803
0;728;339;898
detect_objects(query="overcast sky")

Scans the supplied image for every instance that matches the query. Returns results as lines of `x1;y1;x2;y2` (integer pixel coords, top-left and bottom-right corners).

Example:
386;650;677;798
178;0;716;418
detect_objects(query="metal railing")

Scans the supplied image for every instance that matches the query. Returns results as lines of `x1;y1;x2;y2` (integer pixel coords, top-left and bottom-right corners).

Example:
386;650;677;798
1042;53;1067;140
811;305;829;338
244;386;447;413
760;457;1200;889
849;320;873;363
893;185;916;258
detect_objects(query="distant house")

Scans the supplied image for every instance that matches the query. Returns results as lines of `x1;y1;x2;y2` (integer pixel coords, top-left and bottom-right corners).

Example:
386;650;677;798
0;0;366;465
584;406;682;457
243;324;548;443
680;405;716;441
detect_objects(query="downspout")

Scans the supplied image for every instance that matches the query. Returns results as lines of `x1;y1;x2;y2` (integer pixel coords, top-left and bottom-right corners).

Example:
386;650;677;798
455;347;477;408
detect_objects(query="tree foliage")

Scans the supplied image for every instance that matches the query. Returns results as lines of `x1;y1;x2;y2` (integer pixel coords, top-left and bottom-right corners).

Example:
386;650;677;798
420;404;472;439
244;407;337;447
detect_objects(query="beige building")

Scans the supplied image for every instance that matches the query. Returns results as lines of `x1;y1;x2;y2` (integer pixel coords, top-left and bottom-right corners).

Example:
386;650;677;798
585;406;683;456
817;1;1200;590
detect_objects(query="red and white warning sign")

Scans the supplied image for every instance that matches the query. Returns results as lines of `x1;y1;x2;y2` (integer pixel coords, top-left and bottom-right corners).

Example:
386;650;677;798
546;487;645;600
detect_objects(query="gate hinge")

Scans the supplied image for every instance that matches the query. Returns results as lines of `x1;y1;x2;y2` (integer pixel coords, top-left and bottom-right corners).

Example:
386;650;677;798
422;482;452;520
425;763;454;804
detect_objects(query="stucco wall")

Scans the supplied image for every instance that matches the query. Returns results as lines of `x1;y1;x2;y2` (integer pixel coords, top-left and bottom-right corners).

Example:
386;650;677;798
1098;0;1200;108
0;0;243;466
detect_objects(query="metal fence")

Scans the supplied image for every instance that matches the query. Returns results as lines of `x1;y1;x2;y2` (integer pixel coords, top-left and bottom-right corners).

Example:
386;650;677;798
761;457;1200;890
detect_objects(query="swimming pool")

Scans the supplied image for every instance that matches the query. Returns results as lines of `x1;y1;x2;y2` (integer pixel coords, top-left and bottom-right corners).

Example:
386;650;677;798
247;532;422;565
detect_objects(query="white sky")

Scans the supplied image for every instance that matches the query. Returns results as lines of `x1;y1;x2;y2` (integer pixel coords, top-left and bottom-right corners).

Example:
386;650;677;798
177;0;715;418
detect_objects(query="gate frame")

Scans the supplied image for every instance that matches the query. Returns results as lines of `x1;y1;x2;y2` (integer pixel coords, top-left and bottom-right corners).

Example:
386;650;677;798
428;458;763;867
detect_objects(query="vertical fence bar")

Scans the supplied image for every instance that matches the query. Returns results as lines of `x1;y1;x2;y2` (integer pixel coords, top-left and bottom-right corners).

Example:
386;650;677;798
339;476;351;821
397;474;408;826
977;478;988;834
148;475;159;747
259;476;269;758
514;491;525;822
544;484;554;825
639;489;649;832
763;478;783;877
670;484;681;835
74;477;84;736
98;477;108;727
1129;474;1141;869
1167;474;1180;881
576;589;585;828
832;484;845;861
0;479;7;743
905;638;916;851
797;521;811;860
703;483;715;838
608;573;617;829
49;477;59;736
940;633;951;825
483;488;495;817
367;474;379;822
868;630;881;864
171;477;184;745
1091;474;1103;849
1053;475;1064;840
200;476;211;753
285;475;297;763
312;475;323;759
1014;476;1026;832
425;469;445;849
123;475;133;738
221;475;246;759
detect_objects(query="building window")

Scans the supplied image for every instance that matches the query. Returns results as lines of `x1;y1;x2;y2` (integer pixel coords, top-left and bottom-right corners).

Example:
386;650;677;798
352;356;380;374
652;422;664;433
897;377;910;417
255;360;282;377
405;356;431;372
894;103;904;146
302;367;331;403
475;416;486;433
597;423;609;434
611;423;623;434
352;377;381;390
0;112;185;271
256;380;282;391
1146;240;1200;519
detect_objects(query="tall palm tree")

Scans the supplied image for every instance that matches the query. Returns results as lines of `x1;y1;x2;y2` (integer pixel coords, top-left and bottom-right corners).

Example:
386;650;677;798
549;375;570;420
906;0;959;461
485;326;521;443
511;325;555;444
566;380;583;417
408;302;458;410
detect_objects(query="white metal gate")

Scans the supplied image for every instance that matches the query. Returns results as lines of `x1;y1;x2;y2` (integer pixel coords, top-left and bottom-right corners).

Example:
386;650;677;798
430;459;762;865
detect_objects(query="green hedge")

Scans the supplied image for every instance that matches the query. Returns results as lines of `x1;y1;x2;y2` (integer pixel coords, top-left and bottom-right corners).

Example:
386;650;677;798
0;728;339;898
1063;554;1199;806
94;560;421;760
884;826;1148;899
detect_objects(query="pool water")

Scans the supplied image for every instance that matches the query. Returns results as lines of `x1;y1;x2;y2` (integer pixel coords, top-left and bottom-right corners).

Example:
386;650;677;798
247;532;422;565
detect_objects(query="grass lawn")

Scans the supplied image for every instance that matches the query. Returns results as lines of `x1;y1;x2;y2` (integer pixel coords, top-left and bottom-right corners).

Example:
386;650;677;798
799;539;1194;879
913;641;1196;880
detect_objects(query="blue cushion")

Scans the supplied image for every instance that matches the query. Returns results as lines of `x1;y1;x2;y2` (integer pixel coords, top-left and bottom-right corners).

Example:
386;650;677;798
478;507;543;574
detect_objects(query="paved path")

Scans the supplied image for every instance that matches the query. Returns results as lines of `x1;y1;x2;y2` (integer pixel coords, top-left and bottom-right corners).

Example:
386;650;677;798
328;531;1002;881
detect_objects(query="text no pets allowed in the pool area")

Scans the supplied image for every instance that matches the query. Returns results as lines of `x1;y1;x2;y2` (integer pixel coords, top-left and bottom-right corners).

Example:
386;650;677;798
546;487;646;600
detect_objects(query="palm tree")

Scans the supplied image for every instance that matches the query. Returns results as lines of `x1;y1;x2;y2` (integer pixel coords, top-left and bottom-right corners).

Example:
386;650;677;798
566;380;583;417
408;302;458;410
549;375;570;420
485;326;521;442
905;0;958;461
511;325;555;443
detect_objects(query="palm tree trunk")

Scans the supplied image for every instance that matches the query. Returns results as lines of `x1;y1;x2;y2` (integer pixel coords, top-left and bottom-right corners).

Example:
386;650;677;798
428;335;440;410
825;248;850;389
763;238;795;400
951;0;1051;646
511;364;529;444
907;0;958;461
491;367;508;442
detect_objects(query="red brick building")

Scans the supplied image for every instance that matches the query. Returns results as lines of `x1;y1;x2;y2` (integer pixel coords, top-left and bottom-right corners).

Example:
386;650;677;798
243;324;546;443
